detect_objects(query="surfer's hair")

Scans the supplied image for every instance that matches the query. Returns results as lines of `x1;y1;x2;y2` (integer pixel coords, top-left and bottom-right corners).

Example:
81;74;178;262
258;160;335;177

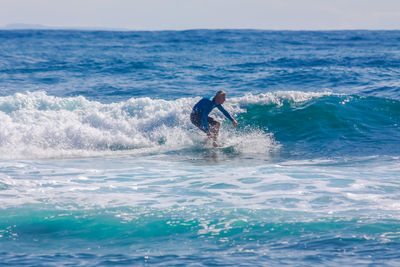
213;90;226;100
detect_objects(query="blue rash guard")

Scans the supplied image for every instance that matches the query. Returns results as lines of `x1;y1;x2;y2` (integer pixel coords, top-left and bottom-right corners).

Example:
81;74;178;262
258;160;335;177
192;98;234;133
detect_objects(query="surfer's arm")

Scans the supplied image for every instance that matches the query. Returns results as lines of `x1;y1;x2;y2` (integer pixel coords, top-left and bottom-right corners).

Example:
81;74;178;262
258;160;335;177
217;105;237;124
216;105;233;121
217;105;238;127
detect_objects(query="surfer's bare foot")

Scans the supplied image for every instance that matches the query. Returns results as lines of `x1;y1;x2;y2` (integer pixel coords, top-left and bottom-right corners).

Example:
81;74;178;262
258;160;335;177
212;142;218;147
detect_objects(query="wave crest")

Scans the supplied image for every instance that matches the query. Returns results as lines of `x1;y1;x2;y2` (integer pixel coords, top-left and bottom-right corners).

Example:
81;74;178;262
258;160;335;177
0;91;367;159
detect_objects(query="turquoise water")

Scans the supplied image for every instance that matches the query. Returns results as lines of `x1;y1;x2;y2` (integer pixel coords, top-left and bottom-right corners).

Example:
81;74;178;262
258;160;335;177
0;30;400;266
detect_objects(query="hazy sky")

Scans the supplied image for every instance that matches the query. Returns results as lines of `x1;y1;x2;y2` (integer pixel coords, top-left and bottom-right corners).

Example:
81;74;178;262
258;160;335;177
1;0;400;30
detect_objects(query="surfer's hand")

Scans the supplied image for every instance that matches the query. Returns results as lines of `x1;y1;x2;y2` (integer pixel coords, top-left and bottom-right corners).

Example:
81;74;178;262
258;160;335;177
232;120;238;128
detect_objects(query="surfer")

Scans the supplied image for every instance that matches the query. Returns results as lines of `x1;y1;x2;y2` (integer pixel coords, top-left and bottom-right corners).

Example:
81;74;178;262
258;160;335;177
190;91;238;147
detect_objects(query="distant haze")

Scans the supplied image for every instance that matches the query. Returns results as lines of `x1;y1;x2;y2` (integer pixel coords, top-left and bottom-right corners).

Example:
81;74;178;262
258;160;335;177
1;0;400;30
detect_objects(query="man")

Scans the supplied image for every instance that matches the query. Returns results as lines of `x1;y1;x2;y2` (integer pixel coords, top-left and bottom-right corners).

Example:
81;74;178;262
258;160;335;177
190;91;238;147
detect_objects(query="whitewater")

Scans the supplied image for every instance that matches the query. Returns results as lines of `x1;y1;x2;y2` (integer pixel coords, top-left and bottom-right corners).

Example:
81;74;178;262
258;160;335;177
0;29;400;266
0;91;333;159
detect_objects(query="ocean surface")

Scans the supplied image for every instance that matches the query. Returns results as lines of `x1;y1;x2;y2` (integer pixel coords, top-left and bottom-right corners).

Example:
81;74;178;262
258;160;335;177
0;29;400;266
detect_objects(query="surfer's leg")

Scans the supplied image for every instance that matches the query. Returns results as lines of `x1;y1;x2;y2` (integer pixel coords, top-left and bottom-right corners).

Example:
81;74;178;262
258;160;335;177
207;117;220;146
210;121;220;141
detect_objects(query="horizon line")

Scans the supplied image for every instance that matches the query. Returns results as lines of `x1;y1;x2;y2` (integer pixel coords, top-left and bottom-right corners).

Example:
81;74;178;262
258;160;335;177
1;23;400;32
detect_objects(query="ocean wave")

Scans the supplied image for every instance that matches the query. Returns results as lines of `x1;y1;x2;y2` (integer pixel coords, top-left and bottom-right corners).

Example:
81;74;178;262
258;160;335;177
238;93;400;157
1;206;399;265
1;204;399;266
0;91;398;159
1;206;399;242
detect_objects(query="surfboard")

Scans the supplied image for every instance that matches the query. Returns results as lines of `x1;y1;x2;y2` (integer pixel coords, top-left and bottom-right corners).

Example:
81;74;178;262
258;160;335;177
203;139;236;153
214;144;235;153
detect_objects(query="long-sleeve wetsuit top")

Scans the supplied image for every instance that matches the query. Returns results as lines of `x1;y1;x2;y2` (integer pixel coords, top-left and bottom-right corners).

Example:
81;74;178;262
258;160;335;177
192;98;234;133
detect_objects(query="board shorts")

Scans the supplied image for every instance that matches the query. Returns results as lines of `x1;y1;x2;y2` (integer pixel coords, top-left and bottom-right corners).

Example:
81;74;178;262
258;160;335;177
190;112;218;133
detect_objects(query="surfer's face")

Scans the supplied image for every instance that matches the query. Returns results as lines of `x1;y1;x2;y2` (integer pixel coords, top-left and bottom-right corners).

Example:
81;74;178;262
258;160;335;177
215;94;226;105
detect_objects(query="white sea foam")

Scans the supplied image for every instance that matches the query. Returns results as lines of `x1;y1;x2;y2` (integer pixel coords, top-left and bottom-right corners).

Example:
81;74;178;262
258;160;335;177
0;91;332;159
1;155;399;219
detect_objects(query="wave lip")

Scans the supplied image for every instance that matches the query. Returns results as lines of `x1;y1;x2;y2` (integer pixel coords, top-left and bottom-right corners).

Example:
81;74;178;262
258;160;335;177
229;90;334;109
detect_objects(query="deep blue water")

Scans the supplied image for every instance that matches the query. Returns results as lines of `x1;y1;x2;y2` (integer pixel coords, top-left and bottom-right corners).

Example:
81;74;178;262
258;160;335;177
1;30;400;102
0;30;399;266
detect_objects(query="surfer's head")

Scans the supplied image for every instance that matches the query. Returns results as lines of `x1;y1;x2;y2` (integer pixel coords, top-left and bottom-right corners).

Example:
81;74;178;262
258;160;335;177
213;91;226;105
